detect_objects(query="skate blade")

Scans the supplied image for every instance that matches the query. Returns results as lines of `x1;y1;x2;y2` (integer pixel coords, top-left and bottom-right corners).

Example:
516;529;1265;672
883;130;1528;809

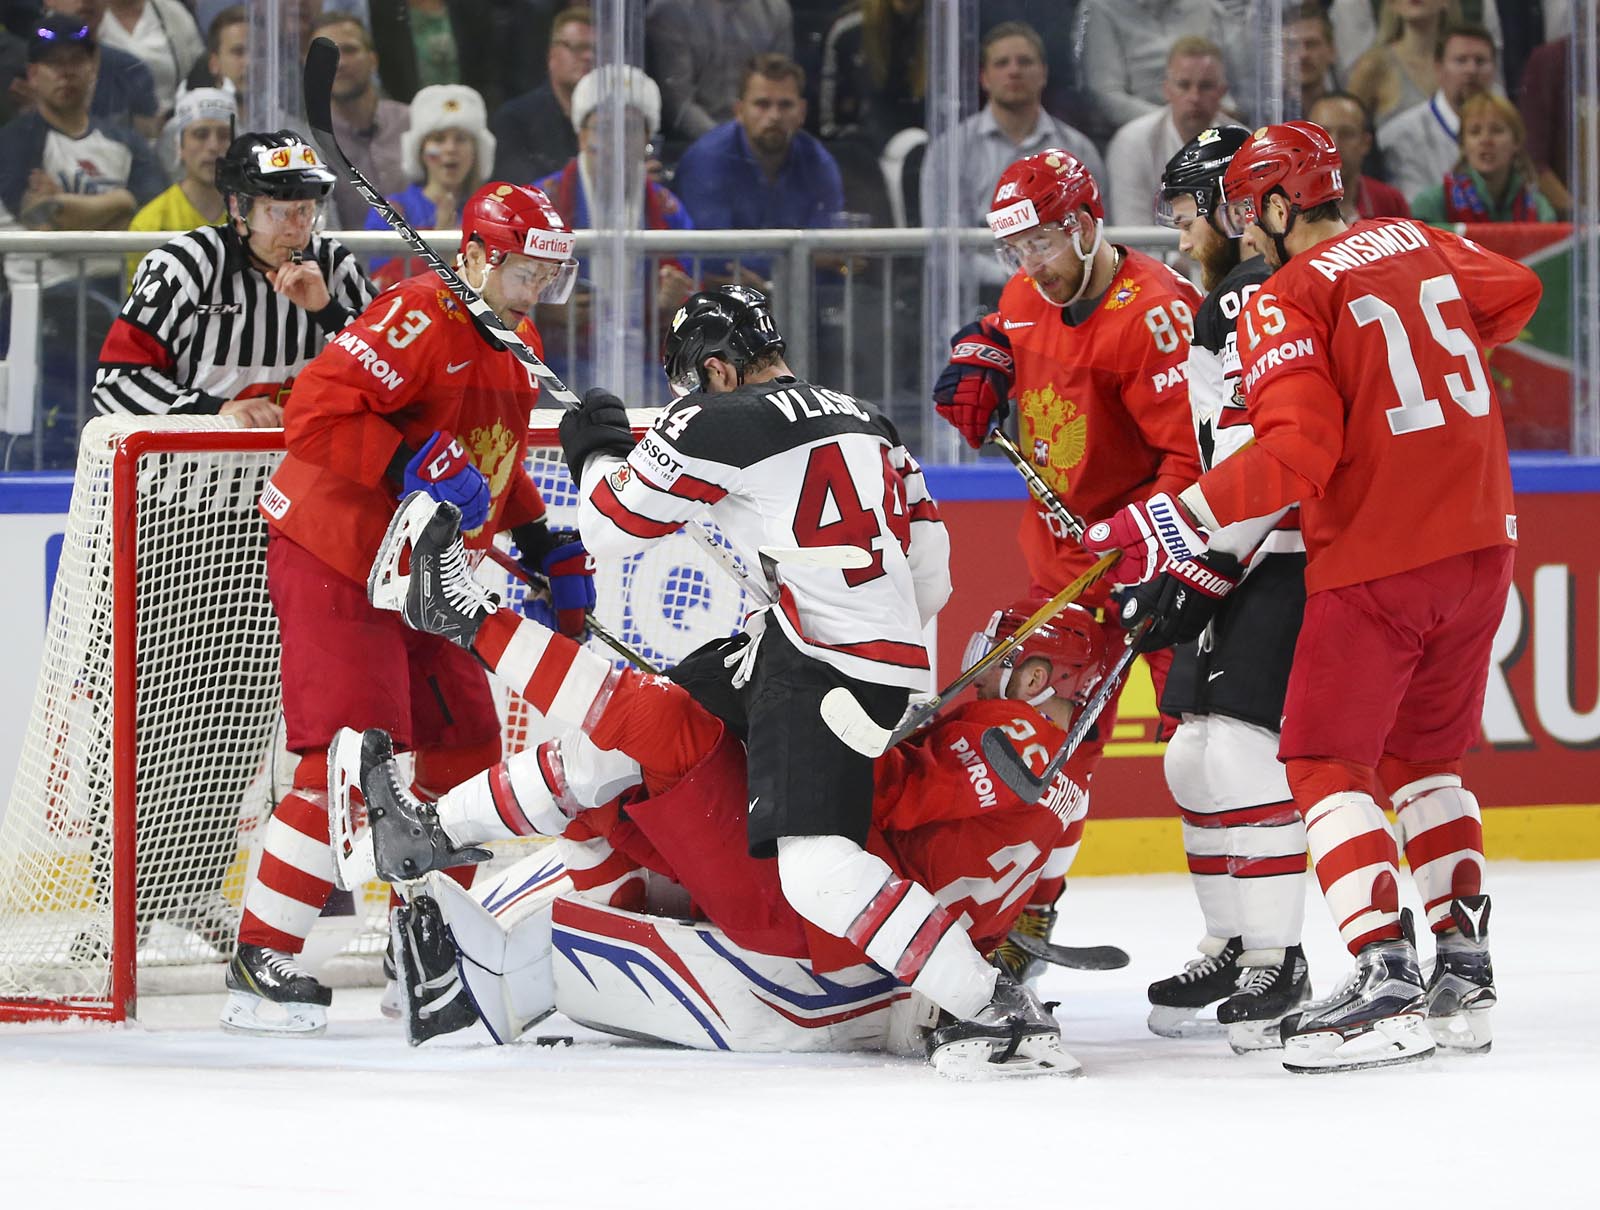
379;978;402;1020
931;1033;1083;1080
1428;1007;1493;1054
368;490;437;611
1282;1012;1435;1074
328;727;377;891
1147;1004;1226;1039
219;990;327;1038
1226;1016;1290;1053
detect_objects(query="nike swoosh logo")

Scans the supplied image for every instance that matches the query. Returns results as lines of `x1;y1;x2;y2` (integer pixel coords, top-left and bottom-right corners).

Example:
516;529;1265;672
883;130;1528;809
1208;670;1224;681
747;798;760;813
446;360;472;374
1002;320;1034;330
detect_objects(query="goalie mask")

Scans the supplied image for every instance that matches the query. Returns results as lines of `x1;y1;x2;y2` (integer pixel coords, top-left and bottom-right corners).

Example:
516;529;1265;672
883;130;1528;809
662;285;786;397
962;601;1107;708
459;182;578;304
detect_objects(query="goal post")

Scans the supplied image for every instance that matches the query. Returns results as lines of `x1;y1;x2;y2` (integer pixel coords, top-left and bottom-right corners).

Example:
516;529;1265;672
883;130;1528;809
0;413;751;1023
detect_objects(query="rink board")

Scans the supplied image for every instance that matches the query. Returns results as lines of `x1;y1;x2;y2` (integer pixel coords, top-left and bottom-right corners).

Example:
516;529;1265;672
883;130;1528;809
1;458;1597;872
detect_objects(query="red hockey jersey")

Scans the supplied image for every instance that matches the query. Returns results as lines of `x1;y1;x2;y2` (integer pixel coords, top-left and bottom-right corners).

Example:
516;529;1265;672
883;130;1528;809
996;248;1204;605
260;273;549;585
1202;219;1542;593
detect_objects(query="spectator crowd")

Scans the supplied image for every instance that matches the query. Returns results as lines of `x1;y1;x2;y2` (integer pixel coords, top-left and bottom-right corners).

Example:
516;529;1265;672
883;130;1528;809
0;0;1579;466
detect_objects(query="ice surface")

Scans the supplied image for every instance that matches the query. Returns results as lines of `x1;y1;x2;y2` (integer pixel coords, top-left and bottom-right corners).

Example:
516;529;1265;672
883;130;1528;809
1;862;1594;1209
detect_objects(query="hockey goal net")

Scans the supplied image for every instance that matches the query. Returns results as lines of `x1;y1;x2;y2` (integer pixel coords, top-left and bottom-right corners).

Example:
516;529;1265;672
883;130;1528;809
0;413;752;1022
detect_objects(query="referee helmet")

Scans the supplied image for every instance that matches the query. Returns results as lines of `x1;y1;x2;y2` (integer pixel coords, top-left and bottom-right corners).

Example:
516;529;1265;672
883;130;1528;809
216;130;337;202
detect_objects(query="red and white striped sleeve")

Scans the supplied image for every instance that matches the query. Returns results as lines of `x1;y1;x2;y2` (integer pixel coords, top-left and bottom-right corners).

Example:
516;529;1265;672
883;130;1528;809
891;443;951;627
577;424;734;562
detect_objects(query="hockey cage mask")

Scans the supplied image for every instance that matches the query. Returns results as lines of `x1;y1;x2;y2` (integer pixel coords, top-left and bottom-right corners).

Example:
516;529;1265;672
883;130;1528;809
962;601;1108;708
662;285;786;397
986;149;1105;306
1156;124;1252;230
459;182;579;304
1217;121;1343;249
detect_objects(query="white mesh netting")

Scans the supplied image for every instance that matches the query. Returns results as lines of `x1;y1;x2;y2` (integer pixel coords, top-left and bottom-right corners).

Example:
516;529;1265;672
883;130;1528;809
0;413;751;1019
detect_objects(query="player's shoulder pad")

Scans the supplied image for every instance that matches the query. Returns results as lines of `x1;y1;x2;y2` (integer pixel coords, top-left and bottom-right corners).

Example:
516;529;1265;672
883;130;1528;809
1194;256;1273;352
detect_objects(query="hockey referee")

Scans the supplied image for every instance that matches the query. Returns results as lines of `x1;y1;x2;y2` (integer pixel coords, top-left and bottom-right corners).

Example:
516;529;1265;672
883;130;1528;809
93;129;375;428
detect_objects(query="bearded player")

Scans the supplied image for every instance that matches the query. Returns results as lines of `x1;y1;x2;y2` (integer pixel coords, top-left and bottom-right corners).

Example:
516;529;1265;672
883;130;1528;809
343;494;1109;1075
1085;122;1542;1073
1128;126;1313;1049
932;148;1204;972
221;183;596;1036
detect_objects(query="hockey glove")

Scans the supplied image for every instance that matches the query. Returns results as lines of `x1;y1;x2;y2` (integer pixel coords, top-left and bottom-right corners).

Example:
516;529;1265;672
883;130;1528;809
558;387;636;484
1084;493;1208;587
933;319;1014;448
513;521;596;639
404;431;491;532
1117;550;1243;651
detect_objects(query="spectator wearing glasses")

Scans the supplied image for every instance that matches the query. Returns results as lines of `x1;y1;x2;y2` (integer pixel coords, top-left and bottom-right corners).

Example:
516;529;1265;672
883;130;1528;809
490;5;593;187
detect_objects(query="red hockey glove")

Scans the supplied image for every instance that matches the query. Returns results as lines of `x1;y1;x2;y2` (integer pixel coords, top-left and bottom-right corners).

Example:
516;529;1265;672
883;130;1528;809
934;319;1014;448
404;431;491;532
1084;492;1208;587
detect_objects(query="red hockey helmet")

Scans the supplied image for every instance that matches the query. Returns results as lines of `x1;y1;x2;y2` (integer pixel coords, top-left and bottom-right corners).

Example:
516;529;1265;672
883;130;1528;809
1217;121;1343;238
459;182;578;302
986;150;1106;304
962;600;1108;707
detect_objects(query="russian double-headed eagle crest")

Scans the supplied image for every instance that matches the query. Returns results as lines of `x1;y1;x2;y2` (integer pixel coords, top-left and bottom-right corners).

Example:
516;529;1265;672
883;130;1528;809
1025;384;1087;486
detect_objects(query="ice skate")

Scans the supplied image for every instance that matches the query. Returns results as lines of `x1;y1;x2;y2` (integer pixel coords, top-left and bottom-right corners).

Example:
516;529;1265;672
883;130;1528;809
1425;895;1495;1054
220;945;332;1037
392;895;481;1046
1280;936;1434;1073
1217;944;1310;1053
1146;935;1242;1038
369;492;499;648
990;902;1055;983
926;971;1082;1079
330;727;491;885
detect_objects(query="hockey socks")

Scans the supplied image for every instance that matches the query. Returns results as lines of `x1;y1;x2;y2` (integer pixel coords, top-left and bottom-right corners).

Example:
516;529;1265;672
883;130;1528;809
1302;790;1403;955
776;834;996;1020
434;734;644;845
471;608;623;732
1389;773;1485;933
239;751;338;954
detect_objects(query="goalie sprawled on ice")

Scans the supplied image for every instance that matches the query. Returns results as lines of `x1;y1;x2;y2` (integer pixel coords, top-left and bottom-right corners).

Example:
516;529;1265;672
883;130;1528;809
335;491;1112;1077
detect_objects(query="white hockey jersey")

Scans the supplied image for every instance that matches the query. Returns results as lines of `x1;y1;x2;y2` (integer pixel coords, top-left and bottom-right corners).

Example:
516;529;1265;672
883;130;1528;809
579;377;951;691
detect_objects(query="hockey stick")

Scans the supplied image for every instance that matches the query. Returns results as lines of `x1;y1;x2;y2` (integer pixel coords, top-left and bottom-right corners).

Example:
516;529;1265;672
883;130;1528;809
986;429;1086;541
478;544;660;674
1006;931;1130;971
302;38;791;611
979;616;1152;804
820;550;1120;758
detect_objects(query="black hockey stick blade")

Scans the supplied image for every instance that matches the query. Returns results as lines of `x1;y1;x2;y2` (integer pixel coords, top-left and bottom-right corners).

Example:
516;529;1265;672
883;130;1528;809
1007;930;1130;971
980;617;1152;806
302;37;579;407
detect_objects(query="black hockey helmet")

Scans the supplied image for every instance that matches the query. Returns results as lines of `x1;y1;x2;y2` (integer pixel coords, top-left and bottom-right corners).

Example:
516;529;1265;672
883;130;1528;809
1156;124;1251;228
216;129;337;203
662;285;785;396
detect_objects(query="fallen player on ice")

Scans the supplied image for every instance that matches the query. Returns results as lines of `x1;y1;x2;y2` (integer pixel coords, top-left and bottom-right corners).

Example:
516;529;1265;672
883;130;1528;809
332;492;1116;1078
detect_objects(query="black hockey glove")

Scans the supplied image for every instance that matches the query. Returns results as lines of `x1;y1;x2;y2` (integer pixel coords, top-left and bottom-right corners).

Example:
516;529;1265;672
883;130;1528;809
1116;549;1243;652
558;387;636;484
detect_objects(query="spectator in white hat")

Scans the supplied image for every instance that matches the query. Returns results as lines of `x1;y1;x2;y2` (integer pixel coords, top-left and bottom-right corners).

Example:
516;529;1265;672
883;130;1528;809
126;83;236;286
364;82;494;289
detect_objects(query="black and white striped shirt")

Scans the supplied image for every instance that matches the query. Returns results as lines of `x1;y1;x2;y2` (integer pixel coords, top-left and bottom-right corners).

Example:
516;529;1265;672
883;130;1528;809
93;223;375;417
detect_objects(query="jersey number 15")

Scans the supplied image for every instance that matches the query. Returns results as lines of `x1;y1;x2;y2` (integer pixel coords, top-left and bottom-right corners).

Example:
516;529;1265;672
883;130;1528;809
1348;274;1491;436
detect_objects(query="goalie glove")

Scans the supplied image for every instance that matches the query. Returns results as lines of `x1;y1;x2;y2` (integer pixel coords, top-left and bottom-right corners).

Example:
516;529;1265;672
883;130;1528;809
1117;550;1243;652
404;431;491;532
933;318;1014;448
513;520;596;639
1084;492;1208;586
558;386;636;484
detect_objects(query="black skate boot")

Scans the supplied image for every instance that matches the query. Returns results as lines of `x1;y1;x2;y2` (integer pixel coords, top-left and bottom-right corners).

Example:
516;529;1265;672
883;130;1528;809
990;903;1055;983
392;895;481;1046
926;970;1081;1079
1217;944;1311;1053
1146;936;1242;1038
1426;895;1495;1054
338;727;492;883
369;493;500;648
1280;934;1434;1073
220;945;333;1037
